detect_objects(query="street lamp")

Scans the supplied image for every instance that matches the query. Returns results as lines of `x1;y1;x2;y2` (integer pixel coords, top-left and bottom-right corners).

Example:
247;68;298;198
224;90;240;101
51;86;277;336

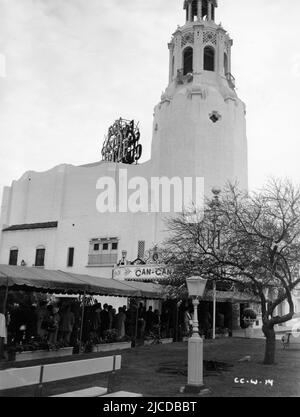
209;188;221;340
184;276;207;393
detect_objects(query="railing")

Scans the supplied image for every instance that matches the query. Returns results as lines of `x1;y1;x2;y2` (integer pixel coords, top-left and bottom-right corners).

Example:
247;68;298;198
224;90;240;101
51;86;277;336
88;253;118;266
226;72;236;89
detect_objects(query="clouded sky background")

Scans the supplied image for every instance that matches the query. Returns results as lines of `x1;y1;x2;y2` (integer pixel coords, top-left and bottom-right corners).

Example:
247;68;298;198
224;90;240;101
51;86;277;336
0;0;300;205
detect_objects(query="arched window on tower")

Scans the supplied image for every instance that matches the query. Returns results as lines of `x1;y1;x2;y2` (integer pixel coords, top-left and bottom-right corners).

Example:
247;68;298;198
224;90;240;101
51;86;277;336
211;5;215;21
224;52;228;75
202;0;208;20
183;47;193;75
191;0;198;21
172;55;175;78
204;46;215;71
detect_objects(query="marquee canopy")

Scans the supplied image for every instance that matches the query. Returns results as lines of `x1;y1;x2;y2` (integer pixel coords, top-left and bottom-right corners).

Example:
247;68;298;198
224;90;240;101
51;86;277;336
0;265;164;300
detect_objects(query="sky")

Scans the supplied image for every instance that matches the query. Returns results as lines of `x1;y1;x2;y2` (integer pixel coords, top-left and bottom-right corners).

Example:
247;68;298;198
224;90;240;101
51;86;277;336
0;0;300;205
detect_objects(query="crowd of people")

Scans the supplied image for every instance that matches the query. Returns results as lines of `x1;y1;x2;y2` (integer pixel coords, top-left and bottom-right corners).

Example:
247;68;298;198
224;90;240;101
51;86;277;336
2;299;175;348
5;301;80;347
1;296;233;354
183;302;233;338
82;302;162;343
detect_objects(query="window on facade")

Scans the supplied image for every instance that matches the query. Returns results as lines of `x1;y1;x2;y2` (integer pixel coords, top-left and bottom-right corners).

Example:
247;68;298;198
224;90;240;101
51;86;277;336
9;249;18;266
112;242;118;251
204;46;215;71
172;56;175;78
35;248;45;267
224;53;228;75
183;47;193;75
88;238;119;266
67;247;75;267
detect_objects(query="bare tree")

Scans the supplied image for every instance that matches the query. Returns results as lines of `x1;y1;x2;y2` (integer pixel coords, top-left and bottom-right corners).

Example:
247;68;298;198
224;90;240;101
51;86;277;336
163;179;300;365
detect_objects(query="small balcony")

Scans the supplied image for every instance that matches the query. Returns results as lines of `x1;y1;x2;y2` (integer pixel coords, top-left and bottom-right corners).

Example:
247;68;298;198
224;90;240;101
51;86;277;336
226;72;236;89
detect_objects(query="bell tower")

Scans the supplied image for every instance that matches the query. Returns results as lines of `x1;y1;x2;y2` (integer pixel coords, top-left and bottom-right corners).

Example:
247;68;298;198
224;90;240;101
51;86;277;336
169;0;234;87
151;0;248;197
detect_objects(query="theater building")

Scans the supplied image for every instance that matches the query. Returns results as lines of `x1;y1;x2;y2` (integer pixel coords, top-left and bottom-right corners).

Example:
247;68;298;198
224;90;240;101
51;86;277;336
0;1;257;327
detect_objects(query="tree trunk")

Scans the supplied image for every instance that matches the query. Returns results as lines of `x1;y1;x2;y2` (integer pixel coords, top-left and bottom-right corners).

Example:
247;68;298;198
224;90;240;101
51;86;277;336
262;324;276;365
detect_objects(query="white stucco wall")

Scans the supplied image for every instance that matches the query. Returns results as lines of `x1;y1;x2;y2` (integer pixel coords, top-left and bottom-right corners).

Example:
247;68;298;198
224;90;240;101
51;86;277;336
0;161;163;277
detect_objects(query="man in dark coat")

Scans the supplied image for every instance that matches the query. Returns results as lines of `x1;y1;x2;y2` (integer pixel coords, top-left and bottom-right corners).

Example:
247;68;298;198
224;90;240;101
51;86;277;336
100;304;109;339
145;306;155;334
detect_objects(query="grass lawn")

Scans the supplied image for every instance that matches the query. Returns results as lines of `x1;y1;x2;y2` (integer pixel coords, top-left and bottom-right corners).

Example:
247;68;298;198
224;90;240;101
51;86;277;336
1;338;299;397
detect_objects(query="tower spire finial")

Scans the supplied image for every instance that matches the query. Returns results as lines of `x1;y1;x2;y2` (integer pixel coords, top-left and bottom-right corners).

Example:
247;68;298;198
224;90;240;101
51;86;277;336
183;0;218;23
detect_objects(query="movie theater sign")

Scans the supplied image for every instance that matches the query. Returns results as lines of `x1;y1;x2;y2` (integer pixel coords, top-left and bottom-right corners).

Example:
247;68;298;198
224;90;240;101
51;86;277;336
113;265;173;282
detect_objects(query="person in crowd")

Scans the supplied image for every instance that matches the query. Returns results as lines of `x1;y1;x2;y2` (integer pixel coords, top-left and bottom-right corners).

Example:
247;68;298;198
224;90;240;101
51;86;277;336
126;304;137;339
69;302;81;346
27;305;38;339
201;306;212;339
15;303;30;343
47;305;60;345
153;309;160;326
5;310;11;345
7;304;18;343
137;303;146;339
116;307;126;339
184;308;192;336
108;305;114;330
225;308;233;337
36;301;48;339
111;308;117;329
161;307;172;338
125;305;132;336
145;306;155;334
216;312;225;329
100;304;109;338
121;305;127;331
60;305;75;345
0;311;6;359
153;309;161;338
90;303;102;338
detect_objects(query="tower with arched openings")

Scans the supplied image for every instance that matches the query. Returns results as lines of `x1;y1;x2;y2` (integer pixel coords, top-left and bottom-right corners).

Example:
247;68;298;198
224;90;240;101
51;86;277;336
151;0;248;198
